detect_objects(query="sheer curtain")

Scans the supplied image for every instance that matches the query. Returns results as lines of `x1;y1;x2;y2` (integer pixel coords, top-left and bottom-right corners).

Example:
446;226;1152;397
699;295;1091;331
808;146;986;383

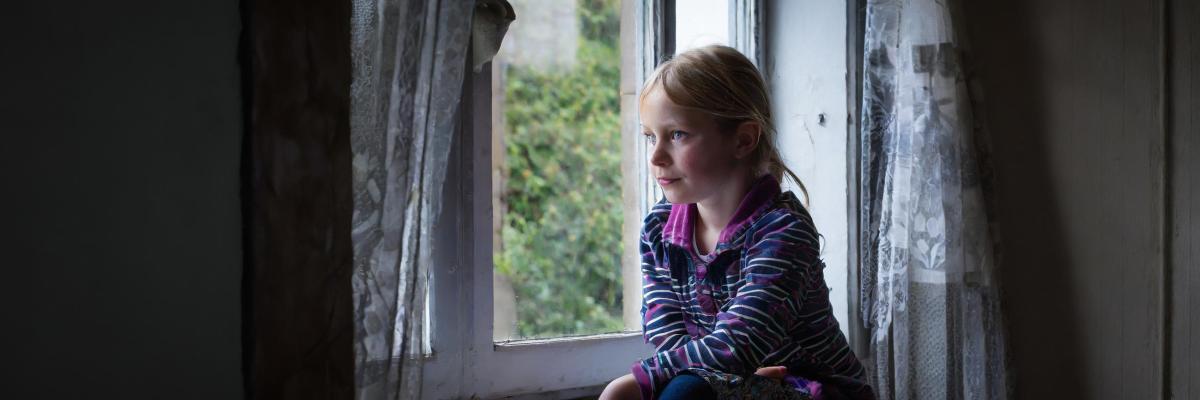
349;0;514;397
858;0;1010;399
349;0;474;398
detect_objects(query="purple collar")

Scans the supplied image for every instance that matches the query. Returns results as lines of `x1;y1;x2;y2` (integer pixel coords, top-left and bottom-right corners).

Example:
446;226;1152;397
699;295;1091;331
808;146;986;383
661;174;782;255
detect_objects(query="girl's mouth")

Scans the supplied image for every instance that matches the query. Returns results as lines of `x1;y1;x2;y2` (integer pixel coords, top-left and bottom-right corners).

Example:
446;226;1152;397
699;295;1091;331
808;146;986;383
657;178;680;185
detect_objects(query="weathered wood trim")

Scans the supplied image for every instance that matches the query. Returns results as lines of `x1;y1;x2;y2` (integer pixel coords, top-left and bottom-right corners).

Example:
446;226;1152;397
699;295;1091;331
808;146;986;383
1168;0;1199;397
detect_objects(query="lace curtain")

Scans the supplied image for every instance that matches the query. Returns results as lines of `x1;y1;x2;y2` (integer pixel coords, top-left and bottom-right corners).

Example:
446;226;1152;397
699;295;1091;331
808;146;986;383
859;0;1010;399
349;0;474;398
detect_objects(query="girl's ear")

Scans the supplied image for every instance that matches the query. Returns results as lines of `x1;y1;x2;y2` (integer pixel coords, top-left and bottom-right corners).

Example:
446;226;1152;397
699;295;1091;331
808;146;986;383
733;121;761;159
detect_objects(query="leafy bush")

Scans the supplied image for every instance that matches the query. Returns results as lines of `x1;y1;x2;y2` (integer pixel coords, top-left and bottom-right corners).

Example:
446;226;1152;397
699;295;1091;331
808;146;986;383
494;0;626;338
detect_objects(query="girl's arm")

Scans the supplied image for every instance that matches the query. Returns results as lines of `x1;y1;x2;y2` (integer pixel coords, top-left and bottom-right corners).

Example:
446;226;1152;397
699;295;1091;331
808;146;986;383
639;225;693;353
631;212;817;400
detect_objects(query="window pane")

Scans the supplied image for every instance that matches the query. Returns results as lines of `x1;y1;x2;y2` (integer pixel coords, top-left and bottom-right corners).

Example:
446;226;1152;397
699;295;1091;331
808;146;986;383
492;0;627;341
675;0;729;53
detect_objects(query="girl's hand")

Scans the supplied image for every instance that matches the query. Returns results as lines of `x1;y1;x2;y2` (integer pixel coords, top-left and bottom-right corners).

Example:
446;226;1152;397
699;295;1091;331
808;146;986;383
754;366;788;381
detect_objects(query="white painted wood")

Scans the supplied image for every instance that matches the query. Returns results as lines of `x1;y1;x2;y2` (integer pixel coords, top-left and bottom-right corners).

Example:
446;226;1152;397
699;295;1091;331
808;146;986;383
764;0;853;339
620;0;645;336
480;334;653;397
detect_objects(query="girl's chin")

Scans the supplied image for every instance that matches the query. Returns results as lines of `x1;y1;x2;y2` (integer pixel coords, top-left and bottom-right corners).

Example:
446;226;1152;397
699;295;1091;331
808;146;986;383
661;188;697;204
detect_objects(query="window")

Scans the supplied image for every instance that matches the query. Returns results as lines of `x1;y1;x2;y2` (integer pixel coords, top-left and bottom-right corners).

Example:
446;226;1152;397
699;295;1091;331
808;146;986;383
675;0;729;53
488;0;747;345
491;0;631;342
419;1;861;398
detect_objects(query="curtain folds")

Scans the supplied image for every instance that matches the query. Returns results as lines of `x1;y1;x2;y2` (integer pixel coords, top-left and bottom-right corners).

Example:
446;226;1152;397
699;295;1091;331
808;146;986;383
858;0;1010;399
349;0;474;398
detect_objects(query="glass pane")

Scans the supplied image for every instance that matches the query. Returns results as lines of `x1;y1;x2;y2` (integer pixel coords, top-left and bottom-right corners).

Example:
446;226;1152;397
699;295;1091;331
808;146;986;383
675;0;730;53
492;0;626;341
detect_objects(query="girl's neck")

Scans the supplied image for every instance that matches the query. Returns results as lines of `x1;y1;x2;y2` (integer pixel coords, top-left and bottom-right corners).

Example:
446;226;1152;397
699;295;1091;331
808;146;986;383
694;170;754;241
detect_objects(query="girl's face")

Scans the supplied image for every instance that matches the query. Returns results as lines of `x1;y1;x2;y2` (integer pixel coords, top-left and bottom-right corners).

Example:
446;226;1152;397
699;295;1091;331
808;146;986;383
640;87;744;204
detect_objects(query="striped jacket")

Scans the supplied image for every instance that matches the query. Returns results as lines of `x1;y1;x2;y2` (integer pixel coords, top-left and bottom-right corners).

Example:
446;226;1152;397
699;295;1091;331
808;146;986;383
631;175;873;400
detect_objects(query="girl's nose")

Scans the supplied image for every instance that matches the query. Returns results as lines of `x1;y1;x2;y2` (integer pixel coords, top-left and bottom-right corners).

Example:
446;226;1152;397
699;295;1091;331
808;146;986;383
649;142;670;167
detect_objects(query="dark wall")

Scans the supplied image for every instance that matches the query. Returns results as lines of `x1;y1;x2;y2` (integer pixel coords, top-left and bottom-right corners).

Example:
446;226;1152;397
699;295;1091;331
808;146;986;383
1168;0;1200;397
244;0;354;397
1;2;243;398
961;0;1187;398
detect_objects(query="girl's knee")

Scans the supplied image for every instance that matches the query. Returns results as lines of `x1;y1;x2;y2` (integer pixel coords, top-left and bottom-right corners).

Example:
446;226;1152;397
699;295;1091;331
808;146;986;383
659;373;716;400
599;373;639;400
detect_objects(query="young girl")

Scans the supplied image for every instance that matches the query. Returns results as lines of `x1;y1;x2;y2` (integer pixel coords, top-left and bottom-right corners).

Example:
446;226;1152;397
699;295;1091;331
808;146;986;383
599;45;875;400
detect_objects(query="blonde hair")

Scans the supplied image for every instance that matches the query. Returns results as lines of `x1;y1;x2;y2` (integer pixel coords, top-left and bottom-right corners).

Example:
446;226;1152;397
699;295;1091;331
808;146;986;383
639;44;810;207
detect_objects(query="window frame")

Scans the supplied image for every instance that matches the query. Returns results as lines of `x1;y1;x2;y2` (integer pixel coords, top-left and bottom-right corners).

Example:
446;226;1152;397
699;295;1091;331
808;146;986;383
419;1;782;398
846;0;870;366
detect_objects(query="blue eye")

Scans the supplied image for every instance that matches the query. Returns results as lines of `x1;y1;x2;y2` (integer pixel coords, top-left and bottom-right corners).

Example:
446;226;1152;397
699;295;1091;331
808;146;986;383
643;132;656;144
671;130;688;140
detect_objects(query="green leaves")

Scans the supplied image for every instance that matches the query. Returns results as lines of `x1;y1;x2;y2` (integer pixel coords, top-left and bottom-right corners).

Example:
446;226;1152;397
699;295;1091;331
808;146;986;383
495;0;627;339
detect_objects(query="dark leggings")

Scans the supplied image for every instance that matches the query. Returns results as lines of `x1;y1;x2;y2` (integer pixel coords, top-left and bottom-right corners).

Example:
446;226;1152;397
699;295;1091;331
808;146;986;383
658;373;717;400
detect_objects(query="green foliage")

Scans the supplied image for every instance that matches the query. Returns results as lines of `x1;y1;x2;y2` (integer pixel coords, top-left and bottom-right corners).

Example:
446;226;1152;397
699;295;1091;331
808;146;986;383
579;0;621;42
494;0;626;338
